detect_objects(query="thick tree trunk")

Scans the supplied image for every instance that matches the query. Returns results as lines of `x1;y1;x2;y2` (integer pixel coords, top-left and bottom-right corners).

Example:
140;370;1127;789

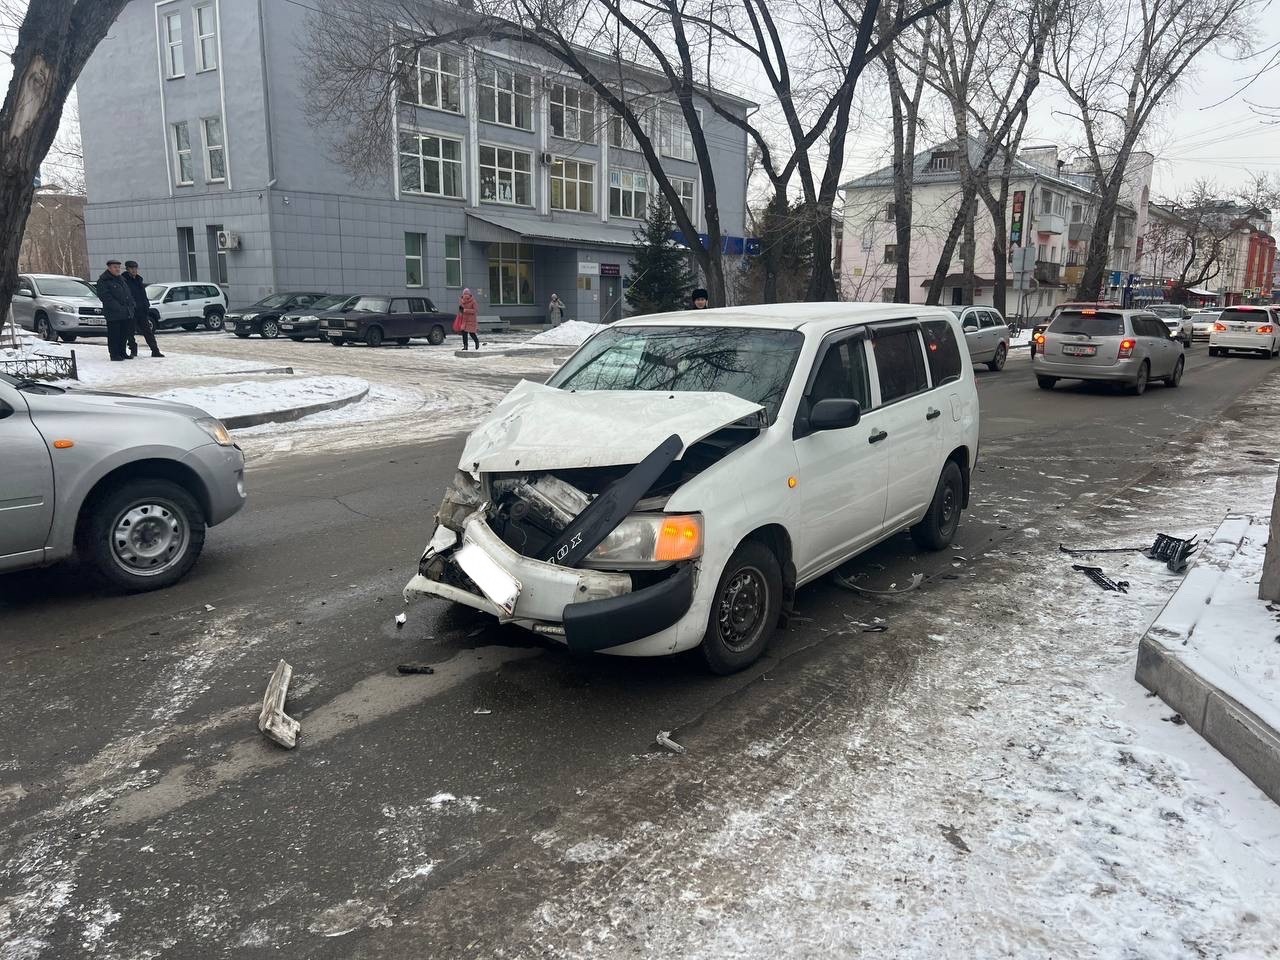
984;161;1013;316
885;49;921;304
925;184;978;305
961;215;976;304
1075;190;1122;301
1262;467;1280;602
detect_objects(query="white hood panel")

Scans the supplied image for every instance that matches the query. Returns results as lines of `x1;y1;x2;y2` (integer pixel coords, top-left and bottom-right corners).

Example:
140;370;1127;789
459;381;764;473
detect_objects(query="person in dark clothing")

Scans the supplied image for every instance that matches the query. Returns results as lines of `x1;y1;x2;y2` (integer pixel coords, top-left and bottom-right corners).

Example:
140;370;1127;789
691;288;709;309
123;260;164;357
96;260;135;361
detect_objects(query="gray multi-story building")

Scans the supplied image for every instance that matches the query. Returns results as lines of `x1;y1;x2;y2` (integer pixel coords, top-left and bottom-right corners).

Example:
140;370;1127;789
78;1;752;322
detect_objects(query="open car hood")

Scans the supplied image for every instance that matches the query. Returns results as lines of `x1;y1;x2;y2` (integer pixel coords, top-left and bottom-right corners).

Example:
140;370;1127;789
459;380;765;473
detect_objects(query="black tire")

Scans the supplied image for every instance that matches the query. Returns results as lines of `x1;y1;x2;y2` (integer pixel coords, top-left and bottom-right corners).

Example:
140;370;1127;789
427;325;446;346
701;540;783;675
911;459;964;551
364;326;384;348
181;322;200;331
77;479;206;592
59;333;77;343
203;310;223;331
260;318;280;339
987;343;1007;372
396;337;410;345
1164;356;1184;387
330;338;344;346
1208;347;1220;357
1126;361;1149;396
35;313;55;342
1036;376;1056;390
289;336;306;342
234;330;250;339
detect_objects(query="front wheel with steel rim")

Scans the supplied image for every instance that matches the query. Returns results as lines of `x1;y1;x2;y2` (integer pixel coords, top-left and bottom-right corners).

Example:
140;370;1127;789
701;540;783;675
1164;356;1184;387
911;460;964;551
1127;361;1149;396
988;343;1007;372
78;479;206;592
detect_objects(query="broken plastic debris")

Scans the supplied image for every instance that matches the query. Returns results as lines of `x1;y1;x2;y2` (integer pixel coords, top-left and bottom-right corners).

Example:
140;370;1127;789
396;662;435;675
833;572;924;596
656;731;686;754
473;708;492;715
204;603;215;612
394;612;407;627
258;660;300;749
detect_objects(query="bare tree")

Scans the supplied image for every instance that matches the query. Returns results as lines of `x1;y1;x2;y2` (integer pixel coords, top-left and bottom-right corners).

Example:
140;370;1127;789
1049;0;1259;301
0;1;128;320
1152;181;1246;302
881;10;931;302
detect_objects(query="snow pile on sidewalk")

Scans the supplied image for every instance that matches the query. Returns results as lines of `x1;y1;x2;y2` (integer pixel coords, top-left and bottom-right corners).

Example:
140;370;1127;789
0;320;41;360
526;320;601;347
154;375;368;421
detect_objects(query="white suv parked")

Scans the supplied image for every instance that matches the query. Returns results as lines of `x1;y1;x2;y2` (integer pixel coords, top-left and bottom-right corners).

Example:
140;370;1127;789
405;303;981;673
145;282;228;331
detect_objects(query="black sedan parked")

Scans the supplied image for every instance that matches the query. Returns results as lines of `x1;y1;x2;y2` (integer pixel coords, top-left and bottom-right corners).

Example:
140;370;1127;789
224;292;328;339
320;295;454;347
279;294;360;341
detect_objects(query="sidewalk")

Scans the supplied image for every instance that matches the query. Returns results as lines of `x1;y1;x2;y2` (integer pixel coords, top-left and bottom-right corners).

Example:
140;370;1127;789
1137;513;1280;804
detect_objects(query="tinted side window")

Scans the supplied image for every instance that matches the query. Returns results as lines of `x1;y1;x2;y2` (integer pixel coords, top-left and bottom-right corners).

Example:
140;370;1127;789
808;338;871;409
979;312;997;329
921;320;963;386
408;298;427;313
873;329;930;402
171;286;189;301
423;298;437;312
204;286;219;298
960;310;979;331
388;299;407;313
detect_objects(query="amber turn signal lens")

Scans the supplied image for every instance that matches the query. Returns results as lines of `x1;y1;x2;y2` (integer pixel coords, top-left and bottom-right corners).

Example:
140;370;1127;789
654;515;703;562
53;439;74;449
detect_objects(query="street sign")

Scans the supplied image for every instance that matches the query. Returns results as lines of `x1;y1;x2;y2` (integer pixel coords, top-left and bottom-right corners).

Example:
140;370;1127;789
1109;270;1124;287
1010;191;1026;246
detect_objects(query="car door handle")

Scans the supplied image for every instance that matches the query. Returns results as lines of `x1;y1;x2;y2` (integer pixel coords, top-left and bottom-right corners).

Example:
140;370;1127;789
868;429;889;444
926;408;942;421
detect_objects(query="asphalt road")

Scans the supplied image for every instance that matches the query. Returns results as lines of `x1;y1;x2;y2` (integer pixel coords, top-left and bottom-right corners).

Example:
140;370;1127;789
1;342;1277;958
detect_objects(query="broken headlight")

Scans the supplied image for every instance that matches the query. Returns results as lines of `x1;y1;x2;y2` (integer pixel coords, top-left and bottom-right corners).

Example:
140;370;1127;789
583;513;703;568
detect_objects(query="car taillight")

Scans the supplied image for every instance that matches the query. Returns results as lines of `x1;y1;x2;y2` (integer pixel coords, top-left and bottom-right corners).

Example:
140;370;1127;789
1033;333;1046;355
1257;325;1274;335
1118;338;1136;358
1213;322;1227;332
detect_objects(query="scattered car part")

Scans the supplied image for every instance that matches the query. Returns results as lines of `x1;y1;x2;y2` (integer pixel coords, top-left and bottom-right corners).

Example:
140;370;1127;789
832;572;925;595
396;662;435;675
1071;564;1129;593
258;660;300;749
1059;533;1198;573
656;731;686;755
473;708;492;716
394;612;407;627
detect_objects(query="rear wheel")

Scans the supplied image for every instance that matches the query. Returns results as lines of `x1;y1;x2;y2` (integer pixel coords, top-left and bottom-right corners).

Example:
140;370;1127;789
1037;376;1057;390
701;540;782;675
987;343;1007;372
427;325;446;346
1127;361;1149;396
1164;355;1184;387
365;326;384;348
77;479;206;592
203;310;223;331
911;460;964;551
260;318;280;339
1209;347;1222;357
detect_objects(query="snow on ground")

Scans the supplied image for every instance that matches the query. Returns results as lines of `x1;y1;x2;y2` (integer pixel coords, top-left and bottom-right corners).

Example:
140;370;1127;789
526;320;603;347
153;375;369;421
38;340;265;388
502;376;1280;959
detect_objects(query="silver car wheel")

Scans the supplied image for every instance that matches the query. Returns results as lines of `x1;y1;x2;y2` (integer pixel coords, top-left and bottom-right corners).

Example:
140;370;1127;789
110;499;190;577
36;315;55;341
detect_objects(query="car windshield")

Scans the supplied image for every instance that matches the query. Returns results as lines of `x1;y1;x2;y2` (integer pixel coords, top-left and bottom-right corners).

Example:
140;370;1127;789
307;295;351;311
249;294;294;310
1048;311;1125;337
37;278;96;298
547;325;805;423
351;297;391;313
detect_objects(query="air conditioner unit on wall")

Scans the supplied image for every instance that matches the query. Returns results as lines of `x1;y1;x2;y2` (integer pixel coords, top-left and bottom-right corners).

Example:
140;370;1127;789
217;230;241;251
539;152;553;166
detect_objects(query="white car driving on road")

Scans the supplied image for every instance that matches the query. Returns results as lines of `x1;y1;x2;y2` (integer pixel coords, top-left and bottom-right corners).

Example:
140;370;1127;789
1208;306;1280;358
405;303;981;673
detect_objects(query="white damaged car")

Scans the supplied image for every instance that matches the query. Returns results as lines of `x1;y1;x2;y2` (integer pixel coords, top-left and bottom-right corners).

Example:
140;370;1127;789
404;304;981;673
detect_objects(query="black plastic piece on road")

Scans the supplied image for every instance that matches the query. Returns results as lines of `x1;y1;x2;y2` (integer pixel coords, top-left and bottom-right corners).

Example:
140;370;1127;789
1071;564;1129;593
1059;532;1198;574
543;434;683;568
563;564;696;652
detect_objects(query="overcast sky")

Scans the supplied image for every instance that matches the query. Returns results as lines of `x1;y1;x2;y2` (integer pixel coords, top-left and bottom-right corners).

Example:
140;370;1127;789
3;3;1276;201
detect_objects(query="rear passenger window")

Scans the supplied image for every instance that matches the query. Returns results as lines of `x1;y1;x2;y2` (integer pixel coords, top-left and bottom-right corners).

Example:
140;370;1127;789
408;298;427;312
979;312;997;329
921;320;963;386
809;338;871;409
872;328;930;403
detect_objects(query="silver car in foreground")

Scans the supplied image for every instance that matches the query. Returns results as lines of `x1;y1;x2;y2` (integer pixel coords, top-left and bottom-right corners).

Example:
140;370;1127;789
10;274;107;343
1033;307;1185;396
0;373;246;590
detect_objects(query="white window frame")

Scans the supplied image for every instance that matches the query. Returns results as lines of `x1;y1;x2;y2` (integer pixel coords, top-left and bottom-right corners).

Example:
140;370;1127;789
194;3;217;72
550;83;596;143
201;116;225;183
550;157;595;214
477;64;534;131
479;144;533;206
405;232;426;287
398;130;465;199
488;242;535;306
172;121;194;186
608;110;641;151
163;11;184;78
658;107;694;162
445;235;463;288
670;176;696;225
400;47;462;114
609;169;649;219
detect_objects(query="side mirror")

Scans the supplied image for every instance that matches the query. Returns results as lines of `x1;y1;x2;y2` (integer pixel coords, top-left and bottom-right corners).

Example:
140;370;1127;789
14;289;32;298
962;321;978;332
810;398;862;432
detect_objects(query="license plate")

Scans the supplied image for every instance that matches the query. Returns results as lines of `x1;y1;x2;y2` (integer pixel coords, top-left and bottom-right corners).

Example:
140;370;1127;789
80;318;106;326
223;320;236;330
280;323;294;330
454;542;522;615
1061;344;1097;356
1230;324;1245;331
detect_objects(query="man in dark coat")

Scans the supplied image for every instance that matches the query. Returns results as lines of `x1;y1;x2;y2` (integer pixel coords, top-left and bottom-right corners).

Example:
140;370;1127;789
691;288;709;309
96;260;135;361
123;260;163;357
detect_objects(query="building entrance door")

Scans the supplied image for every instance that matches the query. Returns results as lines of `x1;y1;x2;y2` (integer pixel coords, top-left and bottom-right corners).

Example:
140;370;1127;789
601;276;622;322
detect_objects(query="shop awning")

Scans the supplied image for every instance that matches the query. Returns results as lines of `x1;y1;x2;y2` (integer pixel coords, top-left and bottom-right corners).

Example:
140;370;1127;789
465;211;636;249
1186;287;1218;297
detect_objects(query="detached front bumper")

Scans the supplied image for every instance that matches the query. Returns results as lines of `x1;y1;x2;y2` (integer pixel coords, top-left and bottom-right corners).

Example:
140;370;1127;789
403;513;696;652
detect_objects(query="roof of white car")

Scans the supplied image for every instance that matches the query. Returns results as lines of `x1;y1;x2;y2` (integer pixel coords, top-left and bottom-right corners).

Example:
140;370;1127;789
619;302;955;333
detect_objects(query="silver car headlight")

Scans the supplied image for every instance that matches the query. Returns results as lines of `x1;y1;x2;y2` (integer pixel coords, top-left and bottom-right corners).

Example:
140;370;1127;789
582;513;704;568
243;313;258;321
51;302;77;315
196;417;235;446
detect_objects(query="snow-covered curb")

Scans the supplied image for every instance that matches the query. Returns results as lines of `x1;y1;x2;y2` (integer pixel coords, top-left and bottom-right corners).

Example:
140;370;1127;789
1137;513;1280;805
154;376;371;429
526;319;601;347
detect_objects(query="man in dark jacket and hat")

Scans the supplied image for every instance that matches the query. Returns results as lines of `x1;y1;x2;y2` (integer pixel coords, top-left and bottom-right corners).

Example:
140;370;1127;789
691;288;709;309
123;260;164;357
96;260;135;361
